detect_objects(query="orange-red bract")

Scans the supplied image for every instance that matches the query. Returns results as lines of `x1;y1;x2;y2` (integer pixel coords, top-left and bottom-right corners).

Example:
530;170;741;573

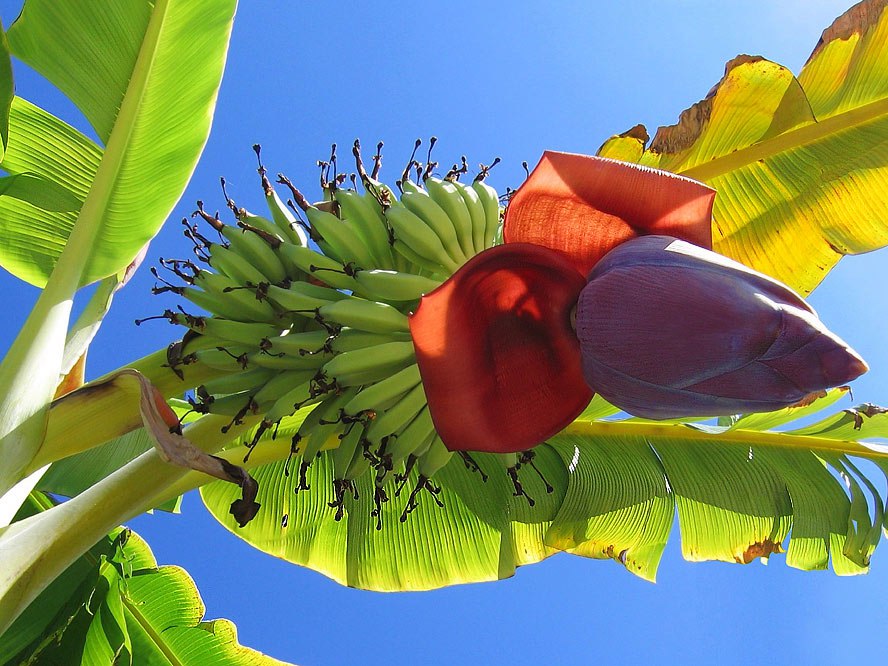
409;243;592;453
504;151;716;276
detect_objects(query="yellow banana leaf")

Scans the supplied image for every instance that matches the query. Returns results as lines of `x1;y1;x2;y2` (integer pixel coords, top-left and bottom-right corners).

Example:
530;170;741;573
597;0;888;295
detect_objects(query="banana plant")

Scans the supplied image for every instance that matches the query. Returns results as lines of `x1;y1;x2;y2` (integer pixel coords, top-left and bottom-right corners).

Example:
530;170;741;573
0;0;237;500
0;0;258;651
2;0;888;660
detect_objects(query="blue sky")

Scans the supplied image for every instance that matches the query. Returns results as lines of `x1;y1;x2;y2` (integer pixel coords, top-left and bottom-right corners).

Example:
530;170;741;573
3;1;888;664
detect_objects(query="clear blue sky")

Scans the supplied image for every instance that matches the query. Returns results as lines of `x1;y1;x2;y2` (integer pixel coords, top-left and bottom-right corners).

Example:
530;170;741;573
4;1;888;664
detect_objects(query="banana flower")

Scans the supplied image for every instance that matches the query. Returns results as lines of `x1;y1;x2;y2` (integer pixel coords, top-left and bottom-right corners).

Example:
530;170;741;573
409;152;867;453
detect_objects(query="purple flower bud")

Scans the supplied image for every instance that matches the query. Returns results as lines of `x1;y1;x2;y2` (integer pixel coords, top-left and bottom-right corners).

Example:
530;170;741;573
575;235;868;419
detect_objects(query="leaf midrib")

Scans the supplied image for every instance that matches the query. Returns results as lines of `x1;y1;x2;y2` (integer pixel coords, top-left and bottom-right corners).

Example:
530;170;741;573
184;414;888;499
679;96;888;182
120;579;185;666
563;419;887;459
55;0;171;287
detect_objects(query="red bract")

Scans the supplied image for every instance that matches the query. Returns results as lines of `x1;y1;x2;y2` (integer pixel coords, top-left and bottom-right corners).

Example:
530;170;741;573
409;243;591;453
575;236;868;419
504;151;716;275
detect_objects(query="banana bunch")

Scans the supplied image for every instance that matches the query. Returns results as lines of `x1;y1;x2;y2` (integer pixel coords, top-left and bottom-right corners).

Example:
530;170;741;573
149;140;546;529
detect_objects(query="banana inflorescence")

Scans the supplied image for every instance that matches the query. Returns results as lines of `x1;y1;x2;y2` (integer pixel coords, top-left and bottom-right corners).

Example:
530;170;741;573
146;139;548;528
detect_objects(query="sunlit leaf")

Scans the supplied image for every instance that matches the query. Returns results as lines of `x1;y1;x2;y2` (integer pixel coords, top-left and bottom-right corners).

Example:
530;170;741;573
0;0;237;506
1;493;290;665
0;173;81;212
5;0;237;286
202;440;564;590
597;0;888;295
0;21;13;161
0;97;100;285
545;435;672;581
199;389;888;588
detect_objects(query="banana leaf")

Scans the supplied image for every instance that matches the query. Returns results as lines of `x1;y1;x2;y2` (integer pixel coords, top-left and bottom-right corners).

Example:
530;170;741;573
3;0;237;287
1;493;290;665
597;0;888;296
199;390;888;589
0;0;237;505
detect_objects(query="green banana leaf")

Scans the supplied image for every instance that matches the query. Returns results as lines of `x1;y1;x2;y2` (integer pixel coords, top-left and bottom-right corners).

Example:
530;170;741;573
0;97;101;286
199;390;888;589
0;21;13;162
0;0;236;502
3;0;237;287
1;493;291;665
597;0;888;296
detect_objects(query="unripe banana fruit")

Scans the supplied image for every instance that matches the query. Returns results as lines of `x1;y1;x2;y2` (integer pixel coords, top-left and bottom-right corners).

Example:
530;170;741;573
148;142;539;528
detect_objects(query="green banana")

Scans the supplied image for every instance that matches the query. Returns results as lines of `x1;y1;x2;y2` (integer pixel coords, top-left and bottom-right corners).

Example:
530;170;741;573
343;363;421;416
334;188;394;269
399;178;425;197
252;369;319;408
305;206;376;269
363;382;427;445
472;179;501;249
261;176;309;247
332;421;366;481
361;175;398;208
353;269;441;302
329;328;411;354
344;441;373;483
400;190;466;265
197;390;259;418
262;375;323;424
177;286;247;322
291;400;331;453
197;318;283;346
259;329;331;356
406;429;436;462
191;272;279;322
297;387;359;463
276;244;357;290
206;243;270;285
191;345;253;371
216;224;288;284
391;239;450;276
264;283;340;315
237;211;285;240
381;404;436;467
288;280;350;302
317;297;409;334
384;204;460;273
424;177;475;259
198;366;278;397
321;341;416;387
417;435;454;478
453;180;487;255
247;348;330;371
